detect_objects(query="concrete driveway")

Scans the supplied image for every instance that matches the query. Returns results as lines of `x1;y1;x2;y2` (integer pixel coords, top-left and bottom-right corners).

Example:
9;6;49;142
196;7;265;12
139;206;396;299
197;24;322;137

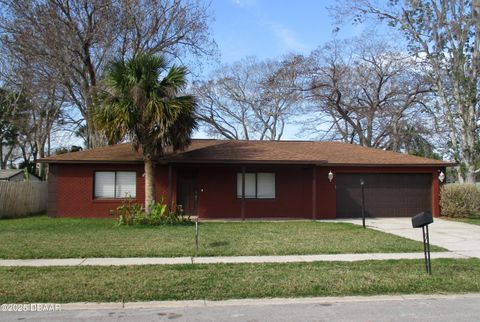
333;218;480;259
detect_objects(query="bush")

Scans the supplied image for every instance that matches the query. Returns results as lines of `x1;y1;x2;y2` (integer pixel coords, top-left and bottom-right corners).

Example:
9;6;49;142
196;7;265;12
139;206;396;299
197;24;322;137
440;184;480;218
110;197;192;226
110;198;143;225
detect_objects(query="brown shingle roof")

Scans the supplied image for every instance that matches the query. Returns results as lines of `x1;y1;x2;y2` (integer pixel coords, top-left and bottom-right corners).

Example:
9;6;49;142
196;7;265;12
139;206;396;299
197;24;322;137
40;139;454;167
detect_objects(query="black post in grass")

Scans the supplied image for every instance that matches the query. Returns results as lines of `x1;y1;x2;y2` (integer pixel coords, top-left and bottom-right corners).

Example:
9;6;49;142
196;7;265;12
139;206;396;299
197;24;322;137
195;216;199;255
360;178;366;228
412;211;433;275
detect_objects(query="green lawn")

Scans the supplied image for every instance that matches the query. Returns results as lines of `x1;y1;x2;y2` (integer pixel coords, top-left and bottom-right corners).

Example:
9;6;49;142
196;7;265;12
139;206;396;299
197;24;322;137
441;217;480;226
452;218;480;226
0;259;478;303
464;218;480;225
0;216;444;259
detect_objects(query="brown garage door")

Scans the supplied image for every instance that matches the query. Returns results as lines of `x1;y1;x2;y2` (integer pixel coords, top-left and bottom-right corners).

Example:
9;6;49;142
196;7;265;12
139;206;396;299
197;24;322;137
336;173;431;218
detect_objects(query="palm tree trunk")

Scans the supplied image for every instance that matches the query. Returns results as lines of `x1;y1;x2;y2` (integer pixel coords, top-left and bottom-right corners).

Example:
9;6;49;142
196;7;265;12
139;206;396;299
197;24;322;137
144;158;156;213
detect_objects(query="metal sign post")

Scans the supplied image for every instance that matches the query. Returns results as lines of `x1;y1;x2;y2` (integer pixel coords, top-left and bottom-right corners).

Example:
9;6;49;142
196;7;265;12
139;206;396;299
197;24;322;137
360;178;366;228
422;225;432;274
195;217;199;255
412;211;433;275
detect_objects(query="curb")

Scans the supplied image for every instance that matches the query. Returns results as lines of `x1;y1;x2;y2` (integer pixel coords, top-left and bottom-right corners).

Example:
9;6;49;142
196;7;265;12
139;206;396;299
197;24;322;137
52;293;480;310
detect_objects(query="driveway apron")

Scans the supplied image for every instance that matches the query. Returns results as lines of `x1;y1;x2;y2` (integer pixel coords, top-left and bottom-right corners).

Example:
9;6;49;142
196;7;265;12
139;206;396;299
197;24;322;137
333;218;480;259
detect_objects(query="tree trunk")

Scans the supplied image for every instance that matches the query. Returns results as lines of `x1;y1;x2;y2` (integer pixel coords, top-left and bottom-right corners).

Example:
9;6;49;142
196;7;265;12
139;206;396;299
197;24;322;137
85;90;108;148
456;167;465;184
86;114;108;148
144;158;156;213
1;145;14;169
0;143;3;169
37;148;46;180
465;163;477;184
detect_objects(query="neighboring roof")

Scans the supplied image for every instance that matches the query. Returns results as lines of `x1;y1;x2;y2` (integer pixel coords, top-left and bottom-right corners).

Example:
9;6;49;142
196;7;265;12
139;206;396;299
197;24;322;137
0;169;42;181
0;169;24;180
40;139;454;167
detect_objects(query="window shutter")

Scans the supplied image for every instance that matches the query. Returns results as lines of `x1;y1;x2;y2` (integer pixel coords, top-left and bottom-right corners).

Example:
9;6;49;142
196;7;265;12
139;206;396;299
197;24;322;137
115;172;136;198
257;173;275;198
94;172;115;198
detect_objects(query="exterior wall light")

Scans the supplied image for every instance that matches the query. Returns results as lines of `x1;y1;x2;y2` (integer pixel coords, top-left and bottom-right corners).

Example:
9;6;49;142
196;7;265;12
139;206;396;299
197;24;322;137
328;171;334;182
438;171;445;183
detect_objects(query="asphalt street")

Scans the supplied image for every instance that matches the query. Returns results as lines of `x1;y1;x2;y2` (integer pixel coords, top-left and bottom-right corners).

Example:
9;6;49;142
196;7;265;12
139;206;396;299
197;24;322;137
1;295;479;321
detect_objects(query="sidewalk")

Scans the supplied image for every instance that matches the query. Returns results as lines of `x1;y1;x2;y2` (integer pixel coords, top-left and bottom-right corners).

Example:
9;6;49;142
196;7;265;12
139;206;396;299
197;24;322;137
0;251;466;267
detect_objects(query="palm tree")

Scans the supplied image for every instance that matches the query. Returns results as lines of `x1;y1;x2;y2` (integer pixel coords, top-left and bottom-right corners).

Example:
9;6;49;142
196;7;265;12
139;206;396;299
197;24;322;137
96;54;197;212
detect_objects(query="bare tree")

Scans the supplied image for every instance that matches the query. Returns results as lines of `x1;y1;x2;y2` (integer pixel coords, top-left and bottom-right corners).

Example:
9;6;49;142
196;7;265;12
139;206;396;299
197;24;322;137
0;87;29;169
20;80;65;178
335;0;479;182
0;74;65;177
0;0;216;148
0;38;67;176
302;39;433;151
194;56;302;140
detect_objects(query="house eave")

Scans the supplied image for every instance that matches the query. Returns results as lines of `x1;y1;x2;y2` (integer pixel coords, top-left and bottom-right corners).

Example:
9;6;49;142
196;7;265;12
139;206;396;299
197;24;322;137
39;159;456;167
161;159;328;166
40;160;144;164
324;163;455;167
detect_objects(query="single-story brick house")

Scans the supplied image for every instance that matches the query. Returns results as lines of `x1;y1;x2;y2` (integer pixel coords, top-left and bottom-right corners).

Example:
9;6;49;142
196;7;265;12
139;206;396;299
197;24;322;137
40;139;453;219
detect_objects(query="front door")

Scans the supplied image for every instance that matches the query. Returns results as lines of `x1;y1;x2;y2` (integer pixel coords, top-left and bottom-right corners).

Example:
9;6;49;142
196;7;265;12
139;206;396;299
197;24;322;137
176;172;198;216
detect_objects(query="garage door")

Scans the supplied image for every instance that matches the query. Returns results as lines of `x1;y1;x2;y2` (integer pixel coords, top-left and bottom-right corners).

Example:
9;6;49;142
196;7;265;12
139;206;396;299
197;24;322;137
336;173;431;218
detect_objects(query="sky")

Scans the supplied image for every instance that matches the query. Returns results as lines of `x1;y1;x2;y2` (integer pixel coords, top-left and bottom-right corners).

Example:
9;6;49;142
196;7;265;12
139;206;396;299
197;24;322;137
57;0;377;147
209;0;364;65
192;0;366;139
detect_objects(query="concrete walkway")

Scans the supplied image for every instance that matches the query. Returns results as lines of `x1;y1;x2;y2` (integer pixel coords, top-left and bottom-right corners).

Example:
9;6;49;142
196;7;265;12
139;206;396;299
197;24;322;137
332;218;480;259
0;252;466;267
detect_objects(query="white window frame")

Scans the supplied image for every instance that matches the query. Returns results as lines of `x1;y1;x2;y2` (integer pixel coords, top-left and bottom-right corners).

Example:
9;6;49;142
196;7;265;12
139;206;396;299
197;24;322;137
94;171;137;199
236;172;276;199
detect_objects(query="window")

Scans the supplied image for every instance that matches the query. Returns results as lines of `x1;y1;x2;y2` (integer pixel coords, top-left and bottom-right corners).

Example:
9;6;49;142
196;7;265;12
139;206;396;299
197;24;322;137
94;171;136;199
257;173;275;198
236;172;275;199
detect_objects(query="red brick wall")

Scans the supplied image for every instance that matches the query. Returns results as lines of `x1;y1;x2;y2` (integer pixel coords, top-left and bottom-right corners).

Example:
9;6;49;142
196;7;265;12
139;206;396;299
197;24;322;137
52;163;443;218
316;167;336;219
47;164;58;217
155;165;170;204
195;165;313;219
54;163;144;218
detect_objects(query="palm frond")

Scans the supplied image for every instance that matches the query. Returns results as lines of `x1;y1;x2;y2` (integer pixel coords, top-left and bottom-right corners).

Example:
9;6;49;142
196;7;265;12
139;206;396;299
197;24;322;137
98;53;197;158
159;66;188;97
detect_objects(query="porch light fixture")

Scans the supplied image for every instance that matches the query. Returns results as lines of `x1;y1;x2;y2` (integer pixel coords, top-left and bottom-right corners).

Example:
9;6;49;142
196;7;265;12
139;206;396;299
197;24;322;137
328;171;334;182
438;171;445;183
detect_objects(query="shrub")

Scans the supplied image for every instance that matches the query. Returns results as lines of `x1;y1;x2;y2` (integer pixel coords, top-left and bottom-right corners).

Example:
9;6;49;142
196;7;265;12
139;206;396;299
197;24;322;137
110;197;192;226
439;184;480;218
110;198;143;225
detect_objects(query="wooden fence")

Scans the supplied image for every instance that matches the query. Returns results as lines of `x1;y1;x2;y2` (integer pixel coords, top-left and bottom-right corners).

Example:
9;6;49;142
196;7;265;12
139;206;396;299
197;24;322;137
0;181;47;218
